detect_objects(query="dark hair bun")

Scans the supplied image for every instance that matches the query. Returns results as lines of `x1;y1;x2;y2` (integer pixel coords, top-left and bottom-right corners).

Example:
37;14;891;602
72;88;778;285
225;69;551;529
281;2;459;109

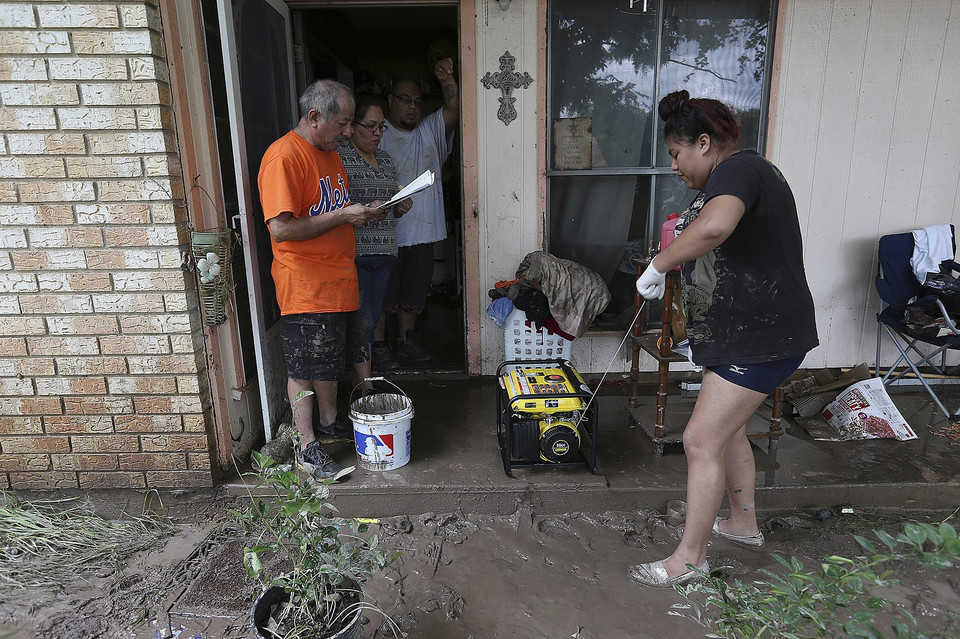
658;90;690;122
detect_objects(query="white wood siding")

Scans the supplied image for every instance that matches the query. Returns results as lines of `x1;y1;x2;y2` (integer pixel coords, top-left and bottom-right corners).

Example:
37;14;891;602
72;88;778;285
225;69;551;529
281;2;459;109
774;0;960;368
475;0;543;374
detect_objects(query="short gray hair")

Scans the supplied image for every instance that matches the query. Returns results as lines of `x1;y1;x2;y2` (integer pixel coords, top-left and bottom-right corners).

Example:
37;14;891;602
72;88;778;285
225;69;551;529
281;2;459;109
298;79;354;121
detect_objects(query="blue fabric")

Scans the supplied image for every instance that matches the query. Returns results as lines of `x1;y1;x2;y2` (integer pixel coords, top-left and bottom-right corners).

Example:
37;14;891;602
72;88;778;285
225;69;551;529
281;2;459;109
356;254;397;347
487;297;514;329
707;354;806;394
877;227;957;308
877;232;925;309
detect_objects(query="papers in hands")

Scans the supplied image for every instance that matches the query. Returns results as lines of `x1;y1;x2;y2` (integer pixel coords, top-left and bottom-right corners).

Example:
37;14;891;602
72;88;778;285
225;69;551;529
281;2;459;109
375;170;435;209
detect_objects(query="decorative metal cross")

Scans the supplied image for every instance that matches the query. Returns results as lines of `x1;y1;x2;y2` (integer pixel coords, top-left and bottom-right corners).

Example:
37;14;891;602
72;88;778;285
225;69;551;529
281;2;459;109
481;51;533;126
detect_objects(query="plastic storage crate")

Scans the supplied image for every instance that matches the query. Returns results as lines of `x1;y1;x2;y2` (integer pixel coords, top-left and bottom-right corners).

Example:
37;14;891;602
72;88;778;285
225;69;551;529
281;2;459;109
503;308;570;361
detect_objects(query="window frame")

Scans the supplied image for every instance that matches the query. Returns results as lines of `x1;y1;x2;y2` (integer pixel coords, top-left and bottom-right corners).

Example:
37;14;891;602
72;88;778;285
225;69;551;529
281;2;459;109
545;0;780;253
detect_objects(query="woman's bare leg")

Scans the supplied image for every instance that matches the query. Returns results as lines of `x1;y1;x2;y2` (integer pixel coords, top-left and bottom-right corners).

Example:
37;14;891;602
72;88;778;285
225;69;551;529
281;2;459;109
660;370;766;578
719;423;761;536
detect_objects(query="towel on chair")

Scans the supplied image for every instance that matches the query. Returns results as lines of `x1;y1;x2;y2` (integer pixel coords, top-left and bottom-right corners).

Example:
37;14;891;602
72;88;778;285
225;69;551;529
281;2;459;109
910;224;954;283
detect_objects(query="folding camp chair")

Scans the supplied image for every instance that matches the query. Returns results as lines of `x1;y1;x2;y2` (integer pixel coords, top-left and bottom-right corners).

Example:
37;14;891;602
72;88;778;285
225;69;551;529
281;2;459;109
875;225;960;420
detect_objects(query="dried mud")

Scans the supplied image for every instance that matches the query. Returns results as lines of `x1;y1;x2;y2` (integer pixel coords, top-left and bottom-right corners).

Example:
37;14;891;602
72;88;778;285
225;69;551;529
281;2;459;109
1;490;958;639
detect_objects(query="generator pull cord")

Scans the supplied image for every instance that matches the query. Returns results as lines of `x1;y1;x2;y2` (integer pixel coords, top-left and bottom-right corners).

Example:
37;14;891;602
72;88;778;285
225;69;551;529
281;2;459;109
575;299;647;430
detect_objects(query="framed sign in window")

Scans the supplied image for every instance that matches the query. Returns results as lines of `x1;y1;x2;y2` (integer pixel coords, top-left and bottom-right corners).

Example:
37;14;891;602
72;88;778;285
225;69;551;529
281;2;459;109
552;117;593;170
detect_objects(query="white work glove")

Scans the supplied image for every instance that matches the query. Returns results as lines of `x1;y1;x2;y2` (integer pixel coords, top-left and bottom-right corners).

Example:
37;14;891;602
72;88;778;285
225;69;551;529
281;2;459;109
636;261;666;300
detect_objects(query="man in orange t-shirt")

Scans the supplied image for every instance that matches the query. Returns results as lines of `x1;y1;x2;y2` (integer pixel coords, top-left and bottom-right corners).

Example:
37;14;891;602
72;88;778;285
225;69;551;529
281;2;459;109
258;79;384;479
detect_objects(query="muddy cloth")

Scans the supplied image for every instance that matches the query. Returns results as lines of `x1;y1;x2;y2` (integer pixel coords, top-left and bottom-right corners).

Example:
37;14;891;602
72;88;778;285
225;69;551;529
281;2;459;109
513;251;611;338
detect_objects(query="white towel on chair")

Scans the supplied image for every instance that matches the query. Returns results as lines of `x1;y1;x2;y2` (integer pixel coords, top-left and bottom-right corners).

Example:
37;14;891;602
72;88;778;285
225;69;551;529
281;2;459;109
910;224;954;283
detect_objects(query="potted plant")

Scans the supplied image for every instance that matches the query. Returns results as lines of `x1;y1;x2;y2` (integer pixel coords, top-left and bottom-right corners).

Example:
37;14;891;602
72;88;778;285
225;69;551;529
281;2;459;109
235;448;399;639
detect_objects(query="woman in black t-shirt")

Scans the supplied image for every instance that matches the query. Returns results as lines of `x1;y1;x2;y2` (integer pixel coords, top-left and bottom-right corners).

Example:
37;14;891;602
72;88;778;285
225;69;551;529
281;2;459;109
631;91;818;588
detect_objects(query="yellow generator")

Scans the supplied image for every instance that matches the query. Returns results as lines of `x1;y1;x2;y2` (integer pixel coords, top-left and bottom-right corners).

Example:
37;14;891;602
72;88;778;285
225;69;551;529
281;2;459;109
496;359;598;476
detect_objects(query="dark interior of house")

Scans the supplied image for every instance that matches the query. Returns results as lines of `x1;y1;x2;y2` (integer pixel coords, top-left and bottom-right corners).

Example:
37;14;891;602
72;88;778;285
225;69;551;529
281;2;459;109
298;6;464;375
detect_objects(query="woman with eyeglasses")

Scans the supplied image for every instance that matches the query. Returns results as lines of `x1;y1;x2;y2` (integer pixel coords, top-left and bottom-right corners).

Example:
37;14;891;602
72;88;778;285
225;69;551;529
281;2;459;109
337;94;413;391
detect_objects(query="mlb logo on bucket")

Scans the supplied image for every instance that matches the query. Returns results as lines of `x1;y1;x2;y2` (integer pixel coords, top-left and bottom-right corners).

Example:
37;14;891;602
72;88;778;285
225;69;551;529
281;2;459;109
355;432;394;457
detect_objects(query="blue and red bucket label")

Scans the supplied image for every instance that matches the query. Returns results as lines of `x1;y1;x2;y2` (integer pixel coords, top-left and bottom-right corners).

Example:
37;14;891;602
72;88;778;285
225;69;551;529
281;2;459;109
355;432;395;458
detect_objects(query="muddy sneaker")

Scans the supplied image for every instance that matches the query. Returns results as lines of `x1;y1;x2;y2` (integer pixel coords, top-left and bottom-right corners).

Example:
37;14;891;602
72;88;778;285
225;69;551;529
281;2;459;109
312;415;353;443
295;441;343;479
372;341;400;371
397;332;431;363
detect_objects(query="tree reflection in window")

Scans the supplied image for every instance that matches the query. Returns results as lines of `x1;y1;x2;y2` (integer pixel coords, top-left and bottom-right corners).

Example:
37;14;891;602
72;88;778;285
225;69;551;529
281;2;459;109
547;0;775;326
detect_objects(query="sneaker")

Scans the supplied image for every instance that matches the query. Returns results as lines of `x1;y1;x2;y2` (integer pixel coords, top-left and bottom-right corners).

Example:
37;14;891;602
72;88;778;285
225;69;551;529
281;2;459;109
312;414;353;443
397;332;431;363
295;441;343;479
372;341;400;371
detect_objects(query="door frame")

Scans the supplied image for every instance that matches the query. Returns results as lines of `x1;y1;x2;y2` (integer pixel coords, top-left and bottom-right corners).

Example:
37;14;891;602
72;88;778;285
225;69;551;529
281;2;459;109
158;0;483;464
219;0;299;442
281;0;480;374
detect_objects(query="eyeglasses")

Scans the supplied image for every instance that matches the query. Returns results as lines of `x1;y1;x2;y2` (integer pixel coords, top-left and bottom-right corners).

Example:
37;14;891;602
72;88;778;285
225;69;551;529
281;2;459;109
391;93;423;108
353;121;388;134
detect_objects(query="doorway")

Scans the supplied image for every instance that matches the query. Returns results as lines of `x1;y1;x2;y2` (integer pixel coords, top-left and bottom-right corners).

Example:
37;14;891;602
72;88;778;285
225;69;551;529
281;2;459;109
205;0;465;444
293;5;465;376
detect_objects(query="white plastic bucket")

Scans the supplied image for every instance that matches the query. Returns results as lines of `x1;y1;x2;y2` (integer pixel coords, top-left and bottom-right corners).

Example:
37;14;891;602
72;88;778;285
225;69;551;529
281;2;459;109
349;379;413;471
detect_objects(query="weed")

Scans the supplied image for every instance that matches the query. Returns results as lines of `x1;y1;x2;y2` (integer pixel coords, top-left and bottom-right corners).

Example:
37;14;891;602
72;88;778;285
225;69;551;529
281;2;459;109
671;521;960;638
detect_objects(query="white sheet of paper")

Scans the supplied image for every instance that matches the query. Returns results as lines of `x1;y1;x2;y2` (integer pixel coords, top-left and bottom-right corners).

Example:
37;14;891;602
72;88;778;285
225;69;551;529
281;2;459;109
375;170;435;209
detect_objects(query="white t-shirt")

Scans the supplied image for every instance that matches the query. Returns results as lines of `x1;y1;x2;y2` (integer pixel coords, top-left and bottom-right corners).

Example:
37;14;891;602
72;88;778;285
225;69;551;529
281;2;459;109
379;108;454;247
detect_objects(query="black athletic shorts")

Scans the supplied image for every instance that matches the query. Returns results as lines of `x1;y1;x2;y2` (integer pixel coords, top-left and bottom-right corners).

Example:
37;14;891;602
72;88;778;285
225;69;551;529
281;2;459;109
280;311;367;381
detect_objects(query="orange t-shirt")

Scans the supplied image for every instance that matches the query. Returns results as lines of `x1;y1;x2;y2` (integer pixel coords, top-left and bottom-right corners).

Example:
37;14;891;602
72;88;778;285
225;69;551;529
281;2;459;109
258;131;359;315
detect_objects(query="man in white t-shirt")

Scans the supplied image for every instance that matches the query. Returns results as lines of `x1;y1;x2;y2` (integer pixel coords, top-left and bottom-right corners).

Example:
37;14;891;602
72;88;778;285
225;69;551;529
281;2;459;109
376;57;458;365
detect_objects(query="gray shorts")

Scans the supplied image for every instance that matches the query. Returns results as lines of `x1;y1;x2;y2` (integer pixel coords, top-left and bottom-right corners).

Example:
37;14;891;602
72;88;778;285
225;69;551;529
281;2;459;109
280;311;367;381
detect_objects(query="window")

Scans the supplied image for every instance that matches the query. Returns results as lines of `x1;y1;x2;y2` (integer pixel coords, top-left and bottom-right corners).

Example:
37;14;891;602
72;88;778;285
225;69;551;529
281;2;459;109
547;0;776;326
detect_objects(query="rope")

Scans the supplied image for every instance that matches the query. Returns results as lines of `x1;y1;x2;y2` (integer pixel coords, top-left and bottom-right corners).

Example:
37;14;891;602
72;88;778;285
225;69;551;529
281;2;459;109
575;299;647;429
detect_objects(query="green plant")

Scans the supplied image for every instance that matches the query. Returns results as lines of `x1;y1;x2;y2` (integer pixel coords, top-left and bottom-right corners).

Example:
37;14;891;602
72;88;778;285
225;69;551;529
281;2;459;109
671;521;960;638
234;449;398;638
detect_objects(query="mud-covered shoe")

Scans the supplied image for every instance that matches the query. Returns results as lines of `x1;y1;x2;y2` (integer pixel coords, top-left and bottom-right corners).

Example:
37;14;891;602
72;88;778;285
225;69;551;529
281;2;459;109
712;517;765;548
397;332;431;363
372;341;400;371
628;559;710;588
312;414;353;443
295;441;343;479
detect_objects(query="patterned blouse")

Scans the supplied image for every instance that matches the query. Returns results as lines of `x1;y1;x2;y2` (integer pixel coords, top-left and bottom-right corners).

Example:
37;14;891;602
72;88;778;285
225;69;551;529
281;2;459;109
337;141;399;257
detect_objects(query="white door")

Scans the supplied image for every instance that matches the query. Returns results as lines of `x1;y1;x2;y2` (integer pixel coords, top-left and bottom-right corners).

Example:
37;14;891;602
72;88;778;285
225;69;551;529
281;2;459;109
219;0;297;441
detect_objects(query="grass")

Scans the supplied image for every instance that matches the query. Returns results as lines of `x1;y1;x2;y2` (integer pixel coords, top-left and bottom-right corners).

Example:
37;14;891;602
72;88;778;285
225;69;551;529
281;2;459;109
0;490;175;594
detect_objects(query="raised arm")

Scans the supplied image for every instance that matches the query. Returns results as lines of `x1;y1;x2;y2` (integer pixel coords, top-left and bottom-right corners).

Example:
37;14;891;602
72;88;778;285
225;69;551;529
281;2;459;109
434;57;459;135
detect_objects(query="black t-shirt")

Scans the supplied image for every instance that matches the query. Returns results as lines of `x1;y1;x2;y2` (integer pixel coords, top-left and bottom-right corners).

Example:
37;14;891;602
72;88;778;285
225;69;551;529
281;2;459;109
675;150;818;366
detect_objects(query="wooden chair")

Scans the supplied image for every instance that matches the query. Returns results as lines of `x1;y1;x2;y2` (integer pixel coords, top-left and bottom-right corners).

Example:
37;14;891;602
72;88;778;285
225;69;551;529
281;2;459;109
627;259;785;456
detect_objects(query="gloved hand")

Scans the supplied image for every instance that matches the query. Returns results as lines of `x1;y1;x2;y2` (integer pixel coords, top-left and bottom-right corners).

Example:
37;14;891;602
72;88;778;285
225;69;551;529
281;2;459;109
636;261;666;300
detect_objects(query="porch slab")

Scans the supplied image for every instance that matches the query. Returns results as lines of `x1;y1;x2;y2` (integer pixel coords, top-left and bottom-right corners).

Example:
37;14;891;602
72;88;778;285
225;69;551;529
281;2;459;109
225;377;960;517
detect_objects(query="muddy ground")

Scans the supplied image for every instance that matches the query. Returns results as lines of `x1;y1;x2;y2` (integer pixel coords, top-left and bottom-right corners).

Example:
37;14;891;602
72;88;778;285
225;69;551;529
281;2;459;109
1;489;959;639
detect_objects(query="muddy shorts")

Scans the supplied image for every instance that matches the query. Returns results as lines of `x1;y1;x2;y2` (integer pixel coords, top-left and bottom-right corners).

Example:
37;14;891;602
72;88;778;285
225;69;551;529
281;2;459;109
382;242;435;315
280;311;367;381
707;354;805;394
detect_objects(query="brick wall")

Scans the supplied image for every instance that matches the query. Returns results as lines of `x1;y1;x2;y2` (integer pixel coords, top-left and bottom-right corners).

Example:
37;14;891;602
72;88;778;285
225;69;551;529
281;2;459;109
0;0;214;489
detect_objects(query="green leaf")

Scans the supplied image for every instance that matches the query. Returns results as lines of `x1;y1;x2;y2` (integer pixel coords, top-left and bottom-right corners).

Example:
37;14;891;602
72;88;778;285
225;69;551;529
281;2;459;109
913;552;954;569
903;523;929;547
855;535;877;553
248;551;263;575
875;529;899;552
294;389;315;404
